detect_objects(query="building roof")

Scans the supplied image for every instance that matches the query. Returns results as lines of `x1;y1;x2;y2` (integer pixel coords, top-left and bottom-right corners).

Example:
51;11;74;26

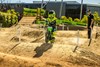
64;1;80;4
33;1;80;4
86;4;100;7
0;1;100;7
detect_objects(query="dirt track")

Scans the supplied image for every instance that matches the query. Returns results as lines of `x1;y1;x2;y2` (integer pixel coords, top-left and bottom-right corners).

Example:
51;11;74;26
0;25;100;67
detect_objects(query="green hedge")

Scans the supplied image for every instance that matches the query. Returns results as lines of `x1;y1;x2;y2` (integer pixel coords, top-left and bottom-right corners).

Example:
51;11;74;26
0;9;18;27
24;8;45;13
36;21;46;24
23;8;45;16
35;19;86;26
63;20;86;26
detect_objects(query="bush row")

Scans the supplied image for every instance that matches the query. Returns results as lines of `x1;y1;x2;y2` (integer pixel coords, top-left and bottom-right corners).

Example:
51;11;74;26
23;8;45;16
0;9;18;27
35;19;86;26
36;15;87;26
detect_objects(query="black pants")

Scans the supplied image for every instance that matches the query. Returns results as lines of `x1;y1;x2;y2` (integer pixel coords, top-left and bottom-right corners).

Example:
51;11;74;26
88;28;92;39
88;24;94;39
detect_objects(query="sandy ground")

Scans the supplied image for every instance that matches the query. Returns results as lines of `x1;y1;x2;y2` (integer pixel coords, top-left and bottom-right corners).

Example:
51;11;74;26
0;25;100;67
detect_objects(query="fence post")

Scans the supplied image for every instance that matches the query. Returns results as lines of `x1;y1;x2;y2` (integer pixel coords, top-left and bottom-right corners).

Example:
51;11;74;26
62;24;64;30
39;24;41;29
77;30;79;45
0;23;2;37
96;22;98;32
0;23;2;28
67;25;69;30
95;23;97;39
17;25;21;43
19;26;21;43
73;30;80;52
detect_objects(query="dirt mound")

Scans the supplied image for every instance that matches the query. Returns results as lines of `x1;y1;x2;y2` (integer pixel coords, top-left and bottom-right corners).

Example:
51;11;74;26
10;30;44;42
0;25;100;67
67;50;100;67
10;36;27;42
23;30;44;38
7;26;45;43
56;30;96;38
0;52;41;67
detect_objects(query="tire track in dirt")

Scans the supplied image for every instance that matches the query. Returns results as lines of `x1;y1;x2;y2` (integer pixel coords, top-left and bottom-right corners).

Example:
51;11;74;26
0;26;100;67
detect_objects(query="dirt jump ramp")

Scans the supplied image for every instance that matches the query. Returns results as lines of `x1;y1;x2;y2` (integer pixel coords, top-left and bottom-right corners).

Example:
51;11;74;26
18;17;36;25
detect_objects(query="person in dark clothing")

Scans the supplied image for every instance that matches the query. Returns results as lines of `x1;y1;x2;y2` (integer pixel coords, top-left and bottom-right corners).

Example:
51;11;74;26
87;10;94;39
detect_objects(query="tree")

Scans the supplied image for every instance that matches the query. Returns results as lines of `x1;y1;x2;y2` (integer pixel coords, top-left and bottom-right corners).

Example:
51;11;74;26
93;11;100;26
81;15;88;23
93;11;99;22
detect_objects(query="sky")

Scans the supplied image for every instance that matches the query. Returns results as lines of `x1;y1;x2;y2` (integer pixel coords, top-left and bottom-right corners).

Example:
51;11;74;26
4;0;100;4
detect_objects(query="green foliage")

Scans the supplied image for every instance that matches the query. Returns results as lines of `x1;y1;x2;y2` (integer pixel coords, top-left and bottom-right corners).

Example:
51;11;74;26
93;11;99;19
36;20;46;25
7;9;17;15
24;8;37;13
93;11;100;22
74;18;80;22
76;22;86;26
56;19;63;25
23;8;45;16
93;11;100;25
81;15;88;23
68;17;73;21
0;9;18;27
37;8;45;15
61;16;67;20
35;19;86;26
57;17;86;26
35;14;87;26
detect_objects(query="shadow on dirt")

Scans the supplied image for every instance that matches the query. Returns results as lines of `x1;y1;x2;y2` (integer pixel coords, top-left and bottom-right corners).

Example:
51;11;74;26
33;43;53;57
67;50;100;67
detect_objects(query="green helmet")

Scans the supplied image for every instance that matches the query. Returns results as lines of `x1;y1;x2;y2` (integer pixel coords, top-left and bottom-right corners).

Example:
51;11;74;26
48;10;56;18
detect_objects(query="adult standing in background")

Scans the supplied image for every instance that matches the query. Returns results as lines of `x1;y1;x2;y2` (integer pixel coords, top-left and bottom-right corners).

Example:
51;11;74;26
87;10;94;39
